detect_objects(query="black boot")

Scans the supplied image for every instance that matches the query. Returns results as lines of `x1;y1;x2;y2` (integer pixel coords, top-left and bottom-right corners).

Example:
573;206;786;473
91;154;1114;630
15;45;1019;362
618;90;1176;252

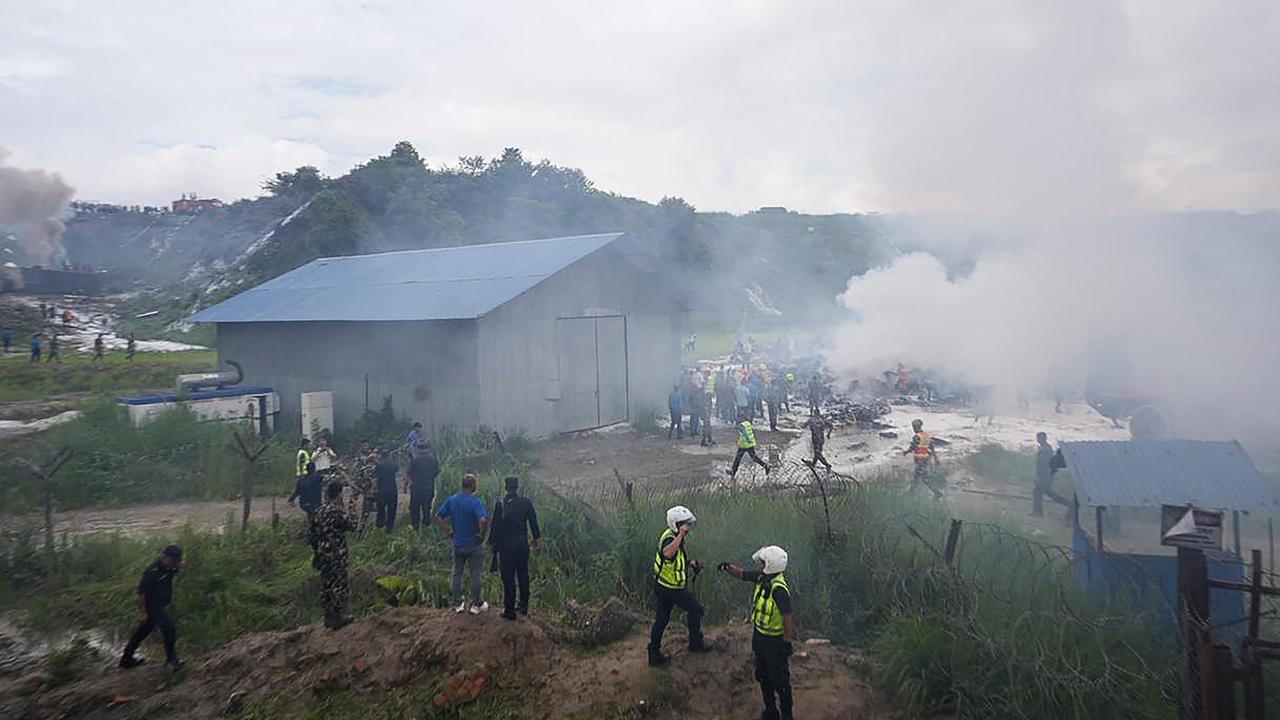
688;639;713;653
647;647;669;667
119;656;146;669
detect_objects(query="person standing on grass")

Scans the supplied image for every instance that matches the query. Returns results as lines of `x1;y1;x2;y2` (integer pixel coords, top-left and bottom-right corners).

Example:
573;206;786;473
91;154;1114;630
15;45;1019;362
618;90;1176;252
126;332;137;361
311;480;355;630
29;333;40;362
436;473;490;615
405;422;424;458
119;544;185;670
311;437;338;477
288;461;323;522
93;333;106;362
373;450;399;532
718;546;795;720
2;325;11;354
45;333;60;363
648;505;711;666
488;475;541;620
406;443;440;530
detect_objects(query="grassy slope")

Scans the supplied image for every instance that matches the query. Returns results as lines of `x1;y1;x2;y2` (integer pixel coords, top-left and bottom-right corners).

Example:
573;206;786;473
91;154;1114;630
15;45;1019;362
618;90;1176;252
0;350;216;402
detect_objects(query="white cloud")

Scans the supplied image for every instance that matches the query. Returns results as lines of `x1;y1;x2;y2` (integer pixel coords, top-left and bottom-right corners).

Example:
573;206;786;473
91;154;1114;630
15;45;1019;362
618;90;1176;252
0;0;1277;212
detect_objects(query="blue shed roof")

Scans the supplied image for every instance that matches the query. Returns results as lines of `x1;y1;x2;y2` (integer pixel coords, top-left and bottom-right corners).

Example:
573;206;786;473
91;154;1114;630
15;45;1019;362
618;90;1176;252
1061;439;1279;512
187;233;624;323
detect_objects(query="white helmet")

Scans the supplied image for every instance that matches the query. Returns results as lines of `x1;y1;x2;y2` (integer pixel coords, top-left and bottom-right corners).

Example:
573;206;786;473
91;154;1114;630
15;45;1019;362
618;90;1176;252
666;505;696;532
752;545;788;574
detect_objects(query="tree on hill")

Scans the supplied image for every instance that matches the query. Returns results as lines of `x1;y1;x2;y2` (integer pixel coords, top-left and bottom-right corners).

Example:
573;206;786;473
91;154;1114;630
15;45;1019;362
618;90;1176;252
263;166;325;197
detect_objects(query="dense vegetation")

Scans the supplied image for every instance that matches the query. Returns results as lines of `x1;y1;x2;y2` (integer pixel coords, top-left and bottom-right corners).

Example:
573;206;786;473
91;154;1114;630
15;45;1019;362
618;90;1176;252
0;458;1178;719
64;143;890;335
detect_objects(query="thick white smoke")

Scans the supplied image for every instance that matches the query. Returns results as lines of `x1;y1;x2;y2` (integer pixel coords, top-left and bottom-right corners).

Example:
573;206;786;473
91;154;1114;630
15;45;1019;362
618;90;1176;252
0;147;75;267
829;223;1280;452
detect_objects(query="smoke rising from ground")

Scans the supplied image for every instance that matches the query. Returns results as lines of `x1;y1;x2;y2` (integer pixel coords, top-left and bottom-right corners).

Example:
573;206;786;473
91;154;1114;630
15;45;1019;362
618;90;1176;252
0;146;75;266
828;2;1280;454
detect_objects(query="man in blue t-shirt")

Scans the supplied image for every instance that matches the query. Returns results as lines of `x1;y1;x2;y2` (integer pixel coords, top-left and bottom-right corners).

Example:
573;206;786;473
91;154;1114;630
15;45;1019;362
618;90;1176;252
435;473;490;614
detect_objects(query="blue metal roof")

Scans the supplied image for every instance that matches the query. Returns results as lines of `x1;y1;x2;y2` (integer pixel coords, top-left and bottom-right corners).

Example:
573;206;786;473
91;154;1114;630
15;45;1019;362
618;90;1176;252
117;386;276;405
187;233;624;323
1061;440;1280;512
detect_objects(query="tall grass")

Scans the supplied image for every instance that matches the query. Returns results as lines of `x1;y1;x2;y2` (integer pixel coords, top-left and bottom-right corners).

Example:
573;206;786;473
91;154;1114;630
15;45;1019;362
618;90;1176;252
0;400;294;513
0;350;217;402
0;459;1178;719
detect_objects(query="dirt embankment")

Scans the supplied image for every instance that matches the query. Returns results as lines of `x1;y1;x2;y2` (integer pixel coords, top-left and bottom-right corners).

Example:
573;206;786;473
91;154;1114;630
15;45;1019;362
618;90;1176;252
0;607;889;720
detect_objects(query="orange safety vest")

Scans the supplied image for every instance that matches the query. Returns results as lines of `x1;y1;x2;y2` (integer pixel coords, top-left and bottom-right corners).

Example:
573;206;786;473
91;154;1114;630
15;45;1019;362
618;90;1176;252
913;431;931;459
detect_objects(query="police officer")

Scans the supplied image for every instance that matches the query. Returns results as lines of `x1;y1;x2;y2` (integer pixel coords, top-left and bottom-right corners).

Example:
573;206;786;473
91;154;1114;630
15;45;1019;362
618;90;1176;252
719;546;795;720
288;461;323;522
296;438;312;481
311;480;355;629
119;544;185;670
648;505;712;666
488;475;541;620
729;413;770;479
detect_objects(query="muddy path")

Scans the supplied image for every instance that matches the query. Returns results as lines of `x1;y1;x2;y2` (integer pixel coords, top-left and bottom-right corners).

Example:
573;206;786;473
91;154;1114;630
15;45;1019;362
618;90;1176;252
0;606;893;720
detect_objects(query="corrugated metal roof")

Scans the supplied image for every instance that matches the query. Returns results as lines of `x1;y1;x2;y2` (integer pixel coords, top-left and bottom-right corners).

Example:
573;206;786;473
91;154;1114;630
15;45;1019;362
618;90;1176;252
1061;439;1280;512
187;233;624;323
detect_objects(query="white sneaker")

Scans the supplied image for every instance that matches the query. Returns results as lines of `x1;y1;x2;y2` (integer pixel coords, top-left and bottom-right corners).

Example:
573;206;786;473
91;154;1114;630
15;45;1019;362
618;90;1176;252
453;602;468;614
468;601;489;615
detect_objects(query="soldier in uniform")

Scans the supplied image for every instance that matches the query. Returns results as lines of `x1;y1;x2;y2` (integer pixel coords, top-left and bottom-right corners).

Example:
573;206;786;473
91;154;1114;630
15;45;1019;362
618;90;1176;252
311;480;355;630
349;440;379;532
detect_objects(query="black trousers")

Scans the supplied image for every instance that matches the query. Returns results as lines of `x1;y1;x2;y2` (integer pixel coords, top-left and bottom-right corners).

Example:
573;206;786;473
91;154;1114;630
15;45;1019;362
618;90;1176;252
688;409;700;437
376;496;397;532
122;605;177;662
767;401;779;431
668;413;683;439
753;633;793;719
408;488;433;529
811;439;831;469
498;542;531;614
731;446;768;476
649;583;704;652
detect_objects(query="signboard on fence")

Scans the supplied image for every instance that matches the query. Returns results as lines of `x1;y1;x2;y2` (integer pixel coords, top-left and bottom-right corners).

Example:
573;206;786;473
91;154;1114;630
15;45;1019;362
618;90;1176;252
1160;505;1223;550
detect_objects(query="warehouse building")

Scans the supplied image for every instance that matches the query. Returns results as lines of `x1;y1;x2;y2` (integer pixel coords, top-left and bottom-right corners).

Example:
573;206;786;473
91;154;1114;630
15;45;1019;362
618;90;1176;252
188;233;681;438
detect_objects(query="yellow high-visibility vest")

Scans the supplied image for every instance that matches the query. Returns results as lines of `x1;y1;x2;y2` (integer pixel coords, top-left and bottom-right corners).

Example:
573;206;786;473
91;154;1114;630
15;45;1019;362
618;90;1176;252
737;420;757;449
751;573;790;636
296;448;311;477
652;528;688;589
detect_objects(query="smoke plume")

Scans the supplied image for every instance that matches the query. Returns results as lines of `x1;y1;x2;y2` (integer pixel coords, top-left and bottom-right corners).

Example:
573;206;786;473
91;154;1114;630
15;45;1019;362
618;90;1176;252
828;2;1280;458
0;147;75;267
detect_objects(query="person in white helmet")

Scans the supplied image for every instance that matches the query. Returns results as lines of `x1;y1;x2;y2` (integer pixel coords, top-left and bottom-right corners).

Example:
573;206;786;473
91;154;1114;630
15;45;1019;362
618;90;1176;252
719;545;795;720
648;505;712;666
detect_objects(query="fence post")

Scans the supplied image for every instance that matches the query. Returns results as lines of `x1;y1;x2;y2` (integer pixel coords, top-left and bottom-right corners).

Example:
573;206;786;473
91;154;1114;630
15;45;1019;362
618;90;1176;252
1243;549;1265;720
943;519;962;565
1211;644;1235;720
1178;547;1209;720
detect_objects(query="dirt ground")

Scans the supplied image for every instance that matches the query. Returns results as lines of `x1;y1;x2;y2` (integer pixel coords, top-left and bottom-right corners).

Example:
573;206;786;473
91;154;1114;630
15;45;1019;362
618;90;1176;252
0;607;892;720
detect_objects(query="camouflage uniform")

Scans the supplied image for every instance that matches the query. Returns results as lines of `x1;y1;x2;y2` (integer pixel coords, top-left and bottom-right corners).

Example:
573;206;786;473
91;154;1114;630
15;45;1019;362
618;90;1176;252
311;500;355;627
350;450;379;531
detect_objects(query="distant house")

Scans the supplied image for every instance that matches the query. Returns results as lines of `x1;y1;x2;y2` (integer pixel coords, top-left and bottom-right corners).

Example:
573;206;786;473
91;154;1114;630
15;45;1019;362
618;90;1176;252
187;233;681;438
171;197;223;214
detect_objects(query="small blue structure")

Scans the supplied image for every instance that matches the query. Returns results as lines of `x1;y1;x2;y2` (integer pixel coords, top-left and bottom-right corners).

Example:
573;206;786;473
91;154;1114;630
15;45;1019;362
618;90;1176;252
1062;440;1277;637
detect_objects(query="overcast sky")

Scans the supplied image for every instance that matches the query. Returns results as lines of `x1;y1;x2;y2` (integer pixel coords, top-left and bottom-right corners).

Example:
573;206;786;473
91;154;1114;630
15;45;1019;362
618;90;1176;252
2;0;1277;213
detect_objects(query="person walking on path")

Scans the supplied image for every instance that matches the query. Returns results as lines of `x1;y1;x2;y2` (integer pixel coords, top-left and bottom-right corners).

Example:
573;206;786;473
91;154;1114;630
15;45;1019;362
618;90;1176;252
29;333;40;362
119;545;185;670
46;333;60;363
488;475;541;620
803;409;833;471
729;414;770;479
436;473;490;614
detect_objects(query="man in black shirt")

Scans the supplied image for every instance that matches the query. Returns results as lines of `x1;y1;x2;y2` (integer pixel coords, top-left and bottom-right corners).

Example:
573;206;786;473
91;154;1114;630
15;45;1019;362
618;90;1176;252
373;451;399;532
406;444;440;530
288;462;323;522
120;544;185;670
719;545;795;720
487;476;541;620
